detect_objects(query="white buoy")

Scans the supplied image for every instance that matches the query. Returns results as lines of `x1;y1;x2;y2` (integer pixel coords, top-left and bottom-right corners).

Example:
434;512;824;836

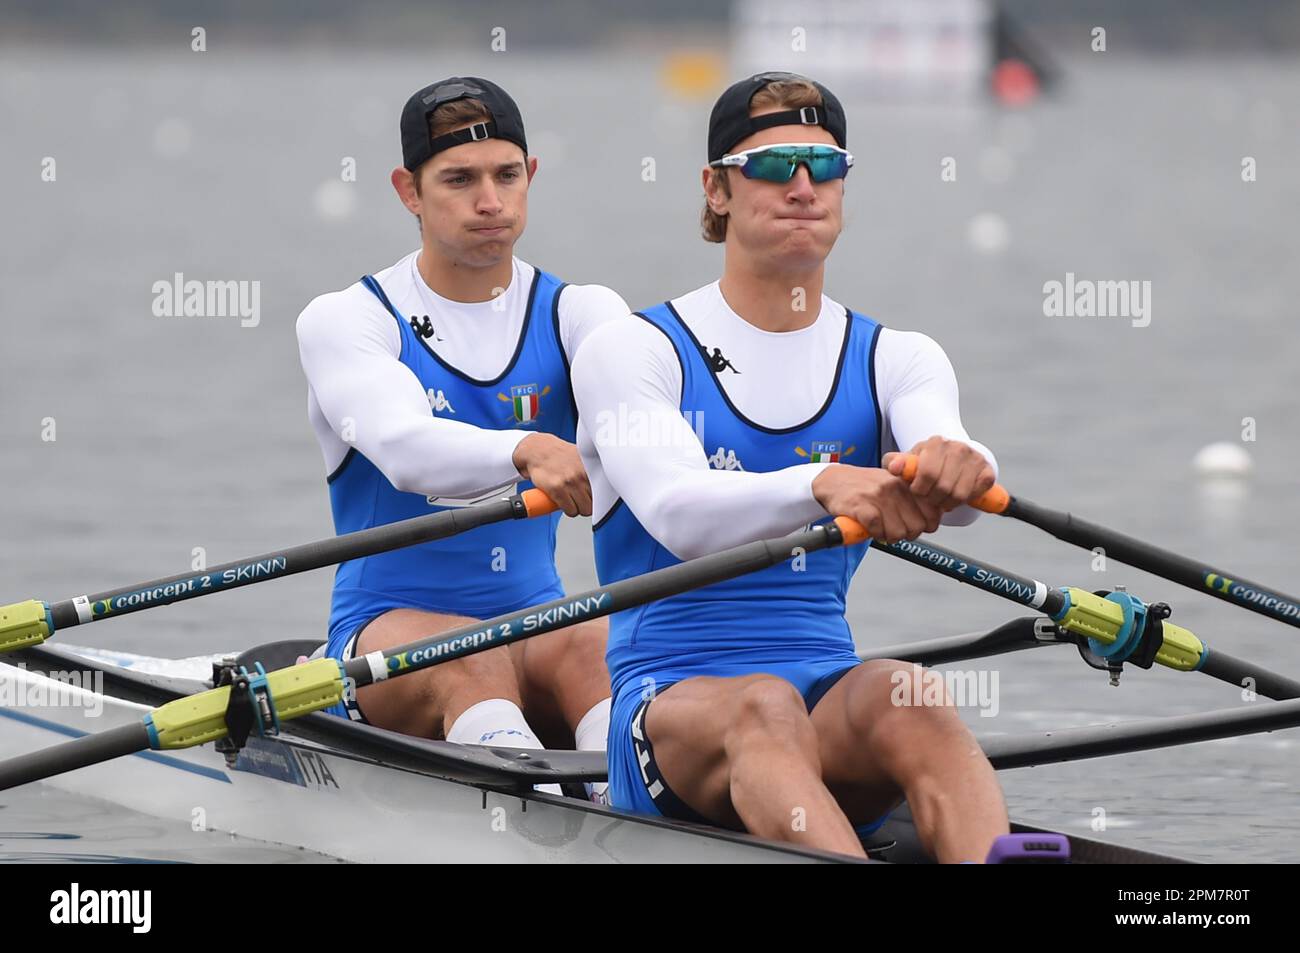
313;179;358;222
967;211;1009;255
1192;441;1254;477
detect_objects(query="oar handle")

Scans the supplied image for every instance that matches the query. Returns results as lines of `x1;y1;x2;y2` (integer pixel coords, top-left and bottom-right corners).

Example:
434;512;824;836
520;488;559;517
833;517;870;546
897;453;1010;514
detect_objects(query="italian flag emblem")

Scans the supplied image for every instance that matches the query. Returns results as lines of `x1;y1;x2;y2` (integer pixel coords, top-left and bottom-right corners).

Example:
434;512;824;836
510;383;540;423
810;441;841;463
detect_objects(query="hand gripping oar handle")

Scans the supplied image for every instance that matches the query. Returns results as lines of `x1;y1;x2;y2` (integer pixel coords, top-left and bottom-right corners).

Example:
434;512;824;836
897;452;1300;630
896;453;1010;513
518;488;559;517
0;489;559;654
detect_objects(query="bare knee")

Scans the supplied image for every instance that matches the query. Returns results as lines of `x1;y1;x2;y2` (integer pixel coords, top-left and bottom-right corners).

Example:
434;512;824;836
726;678;812;749
848;662;953;722
864;664;973;771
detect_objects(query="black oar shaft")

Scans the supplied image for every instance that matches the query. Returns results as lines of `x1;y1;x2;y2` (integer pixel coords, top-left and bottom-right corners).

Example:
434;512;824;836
984;697;1300;769
0;723;151;790
875;537;1067;616
1008;496;1300;629
1199;650;1300;701
864;617;1050;666
49;494;534;631
346;522;853;687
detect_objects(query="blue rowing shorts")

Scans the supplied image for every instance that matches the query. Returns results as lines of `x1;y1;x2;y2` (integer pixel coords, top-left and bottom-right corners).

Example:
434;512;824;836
607;656;890;836
313;617;376;724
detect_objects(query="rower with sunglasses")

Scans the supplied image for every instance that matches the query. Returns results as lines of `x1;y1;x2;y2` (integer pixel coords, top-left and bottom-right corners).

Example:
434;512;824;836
570;72;1019;861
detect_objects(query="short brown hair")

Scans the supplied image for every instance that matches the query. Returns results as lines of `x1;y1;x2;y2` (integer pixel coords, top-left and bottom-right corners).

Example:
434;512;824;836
701;78;825;243
412;97;494;196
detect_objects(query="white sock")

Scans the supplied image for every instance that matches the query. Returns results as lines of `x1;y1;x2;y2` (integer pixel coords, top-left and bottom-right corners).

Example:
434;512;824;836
446;698;562;796
574;697;611;804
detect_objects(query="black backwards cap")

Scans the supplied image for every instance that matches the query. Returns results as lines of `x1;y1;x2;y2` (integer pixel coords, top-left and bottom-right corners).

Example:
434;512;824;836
707;71;847;163
400;76;528;172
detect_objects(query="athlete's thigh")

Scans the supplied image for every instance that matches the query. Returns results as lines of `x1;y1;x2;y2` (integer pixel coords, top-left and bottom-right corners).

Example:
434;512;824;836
643;673;784;829
507;619;609;727
808;659;910;824
355;608;520;737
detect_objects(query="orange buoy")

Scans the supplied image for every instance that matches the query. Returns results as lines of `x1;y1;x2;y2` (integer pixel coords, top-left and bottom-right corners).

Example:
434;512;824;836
991;59;1039;106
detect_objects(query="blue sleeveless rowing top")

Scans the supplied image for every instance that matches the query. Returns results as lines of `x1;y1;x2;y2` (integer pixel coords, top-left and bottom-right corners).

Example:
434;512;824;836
326;268;575;643
594;300;883;700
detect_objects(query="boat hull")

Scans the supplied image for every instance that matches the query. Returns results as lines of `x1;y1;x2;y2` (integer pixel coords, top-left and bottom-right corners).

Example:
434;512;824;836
0;660;841;863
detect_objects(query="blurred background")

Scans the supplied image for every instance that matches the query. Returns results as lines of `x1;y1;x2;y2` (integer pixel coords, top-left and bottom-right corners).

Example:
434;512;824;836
1;0;1297;861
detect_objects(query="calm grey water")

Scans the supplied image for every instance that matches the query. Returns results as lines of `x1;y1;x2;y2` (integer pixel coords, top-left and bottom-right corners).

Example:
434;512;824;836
1;46;1297;862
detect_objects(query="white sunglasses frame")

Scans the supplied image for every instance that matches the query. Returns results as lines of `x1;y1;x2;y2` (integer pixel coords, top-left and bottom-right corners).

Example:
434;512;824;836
709;142;855;175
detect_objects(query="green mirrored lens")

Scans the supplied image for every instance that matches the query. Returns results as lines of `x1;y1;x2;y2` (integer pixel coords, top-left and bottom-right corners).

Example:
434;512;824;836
739;147;849;183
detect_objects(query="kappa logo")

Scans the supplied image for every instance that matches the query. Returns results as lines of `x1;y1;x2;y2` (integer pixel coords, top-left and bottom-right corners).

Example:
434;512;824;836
497;383;551;425
409;315;444;341
794;440;855;463
707;446;745;470
700;345;741;374
427;388;456;414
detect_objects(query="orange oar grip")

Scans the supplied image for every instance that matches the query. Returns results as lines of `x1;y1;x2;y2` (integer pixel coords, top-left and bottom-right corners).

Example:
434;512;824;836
833;516;870;546
976;484;1011;514
520;488;559;517
897;453;1010;515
